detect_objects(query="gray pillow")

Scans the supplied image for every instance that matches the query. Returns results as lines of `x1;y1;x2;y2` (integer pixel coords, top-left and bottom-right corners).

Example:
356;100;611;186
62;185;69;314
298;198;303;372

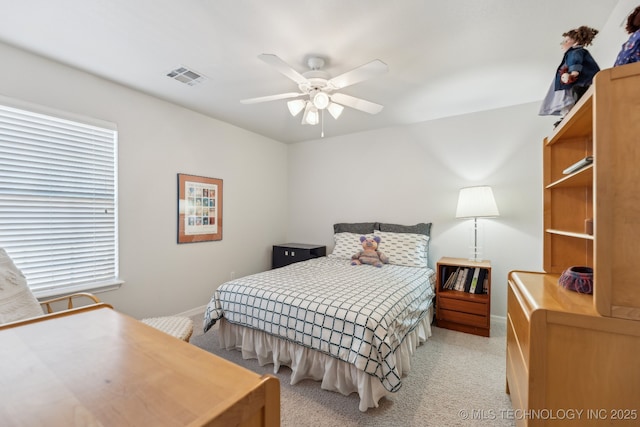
333;222;379;234
378;222;432;236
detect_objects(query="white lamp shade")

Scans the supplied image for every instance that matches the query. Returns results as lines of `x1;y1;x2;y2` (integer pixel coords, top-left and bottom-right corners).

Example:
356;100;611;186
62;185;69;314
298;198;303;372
455;186;499;218
302;102;319;125
287;99;306;116
327;102;344;119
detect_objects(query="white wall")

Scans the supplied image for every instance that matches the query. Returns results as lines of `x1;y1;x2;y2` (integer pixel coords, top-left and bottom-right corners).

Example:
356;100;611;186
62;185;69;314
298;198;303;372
0;41;289;319
591;0;640;66
1;1;632;319
284;1;638;318
286;103;549;317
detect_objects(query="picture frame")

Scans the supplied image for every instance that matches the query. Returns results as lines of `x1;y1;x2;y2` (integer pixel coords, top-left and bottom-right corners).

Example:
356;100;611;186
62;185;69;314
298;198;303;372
177;173;223;243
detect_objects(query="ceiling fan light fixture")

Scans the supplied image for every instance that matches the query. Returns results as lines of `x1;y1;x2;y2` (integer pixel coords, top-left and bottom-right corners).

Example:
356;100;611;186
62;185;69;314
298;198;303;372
327;102;344;120
242;54;389;129
306;108;319;125
302;102;319;125
312;92;330;109
287;99;306;116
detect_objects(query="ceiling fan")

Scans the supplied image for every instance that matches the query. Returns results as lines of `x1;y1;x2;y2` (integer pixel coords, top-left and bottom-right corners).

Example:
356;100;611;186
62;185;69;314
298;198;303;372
241;54;388;127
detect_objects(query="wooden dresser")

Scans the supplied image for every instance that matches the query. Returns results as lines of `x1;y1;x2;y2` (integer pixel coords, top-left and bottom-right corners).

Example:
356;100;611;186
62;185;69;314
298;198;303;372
506;63;640;426
507;271;640;426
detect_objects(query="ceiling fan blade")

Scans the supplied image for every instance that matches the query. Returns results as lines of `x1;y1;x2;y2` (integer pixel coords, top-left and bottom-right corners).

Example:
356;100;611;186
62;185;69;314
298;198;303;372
331;93;384;114
328;59;388;90
240;92;304;104
258;54;309;85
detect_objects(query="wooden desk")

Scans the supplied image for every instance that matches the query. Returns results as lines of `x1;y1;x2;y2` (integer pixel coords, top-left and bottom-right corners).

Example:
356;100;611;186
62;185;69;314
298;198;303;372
0;305;280;427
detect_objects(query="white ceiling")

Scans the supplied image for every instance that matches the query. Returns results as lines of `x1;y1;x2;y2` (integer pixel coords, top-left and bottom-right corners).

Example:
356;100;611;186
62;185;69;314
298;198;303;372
0;1;619;143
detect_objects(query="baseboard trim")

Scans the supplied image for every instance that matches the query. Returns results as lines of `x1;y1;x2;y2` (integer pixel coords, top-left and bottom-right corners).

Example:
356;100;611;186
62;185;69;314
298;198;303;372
491;314;506;324
177;305;207;318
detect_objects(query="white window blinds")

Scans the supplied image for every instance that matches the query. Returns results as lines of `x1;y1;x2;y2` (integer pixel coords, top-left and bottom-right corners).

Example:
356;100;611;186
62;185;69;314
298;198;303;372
0;102;120;297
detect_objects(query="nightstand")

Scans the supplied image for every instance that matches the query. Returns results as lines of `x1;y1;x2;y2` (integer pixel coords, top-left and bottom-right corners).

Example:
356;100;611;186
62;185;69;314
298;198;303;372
435;257;491;337
272;243;326;269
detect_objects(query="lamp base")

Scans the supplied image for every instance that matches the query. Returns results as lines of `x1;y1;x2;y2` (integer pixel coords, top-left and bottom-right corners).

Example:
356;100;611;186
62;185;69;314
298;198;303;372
468;248;483;263
468;217;484;262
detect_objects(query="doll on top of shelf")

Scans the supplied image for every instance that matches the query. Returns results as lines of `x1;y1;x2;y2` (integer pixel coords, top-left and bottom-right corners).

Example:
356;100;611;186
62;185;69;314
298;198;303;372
614;5;640;67
539;26;600;127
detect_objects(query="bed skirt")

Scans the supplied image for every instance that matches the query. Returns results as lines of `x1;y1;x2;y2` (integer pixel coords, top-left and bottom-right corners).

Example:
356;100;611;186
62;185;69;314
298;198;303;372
217;306;433;412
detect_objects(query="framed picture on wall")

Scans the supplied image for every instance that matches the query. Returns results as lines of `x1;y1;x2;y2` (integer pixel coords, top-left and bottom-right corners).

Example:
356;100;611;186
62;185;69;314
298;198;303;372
177;173;223;243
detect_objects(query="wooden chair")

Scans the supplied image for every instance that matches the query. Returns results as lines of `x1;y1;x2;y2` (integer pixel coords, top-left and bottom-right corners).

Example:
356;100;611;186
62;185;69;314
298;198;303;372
0;249;192;342
39;292;102;314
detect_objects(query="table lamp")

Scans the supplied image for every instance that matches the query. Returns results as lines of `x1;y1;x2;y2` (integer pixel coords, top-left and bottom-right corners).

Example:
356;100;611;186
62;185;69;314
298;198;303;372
456;185;499;262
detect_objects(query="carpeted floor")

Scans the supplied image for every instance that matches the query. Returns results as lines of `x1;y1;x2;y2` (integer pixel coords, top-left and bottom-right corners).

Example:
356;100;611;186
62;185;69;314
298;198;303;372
189;314;515;427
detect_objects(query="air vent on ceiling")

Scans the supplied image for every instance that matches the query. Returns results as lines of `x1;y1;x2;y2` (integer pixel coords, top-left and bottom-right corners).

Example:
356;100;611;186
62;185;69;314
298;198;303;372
166;66;207;86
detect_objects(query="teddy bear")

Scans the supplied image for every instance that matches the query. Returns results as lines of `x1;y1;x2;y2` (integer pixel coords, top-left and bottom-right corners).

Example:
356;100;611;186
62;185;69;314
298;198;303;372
351;235;389;267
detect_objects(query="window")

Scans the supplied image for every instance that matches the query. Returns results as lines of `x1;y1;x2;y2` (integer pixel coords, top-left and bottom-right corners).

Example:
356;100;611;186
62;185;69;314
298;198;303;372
0;99;120;297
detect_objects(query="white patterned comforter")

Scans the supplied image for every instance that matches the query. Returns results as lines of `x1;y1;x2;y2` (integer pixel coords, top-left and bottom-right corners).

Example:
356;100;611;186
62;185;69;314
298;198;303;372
204;256;435;392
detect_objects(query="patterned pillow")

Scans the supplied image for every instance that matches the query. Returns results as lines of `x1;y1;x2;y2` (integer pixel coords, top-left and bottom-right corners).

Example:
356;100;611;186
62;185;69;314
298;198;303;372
328;232;372;259
0;248;44;324
373;230;429;268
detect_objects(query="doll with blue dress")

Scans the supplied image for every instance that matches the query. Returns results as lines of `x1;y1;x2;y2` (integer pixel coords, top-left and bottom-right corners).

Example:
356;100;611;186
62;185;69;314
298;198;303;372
539;26;600;126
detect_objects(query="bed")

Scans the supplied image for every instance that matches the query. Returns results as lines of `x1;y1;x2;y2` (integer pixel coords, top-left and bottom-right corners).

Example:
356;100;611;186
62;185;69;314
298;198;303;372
203;222;434;412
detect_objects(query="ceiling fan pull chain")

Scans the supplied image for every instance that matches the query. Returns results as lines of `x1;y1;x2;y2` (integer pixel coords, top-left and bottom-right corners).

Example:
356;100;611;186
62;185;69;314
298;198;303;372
321;109;325;138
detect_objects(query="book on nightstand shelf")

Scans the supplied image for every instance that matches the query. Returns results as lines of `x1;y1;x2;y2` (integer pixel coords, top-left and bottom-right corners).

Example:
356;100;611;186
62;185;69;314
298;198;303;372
453;268;464;290
457;268;469;291
469;267;481;293
443;268;458;289
476;268;488;294
440;266;487;294
463;268;474;292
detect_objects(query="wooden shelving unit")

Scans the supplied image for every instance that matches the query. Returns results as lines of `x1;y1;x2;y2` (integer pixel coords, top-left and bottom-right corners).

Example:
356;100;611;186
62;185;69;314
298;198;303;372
542;62;640;320
506;62;640;426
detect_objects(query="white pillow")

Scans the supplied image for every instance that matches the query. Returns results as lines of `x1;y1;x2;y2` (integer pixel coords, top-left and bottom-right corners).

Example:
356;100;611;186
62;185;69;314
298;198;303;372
328;232;372;259
0;248;44;324
373;230;429;268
